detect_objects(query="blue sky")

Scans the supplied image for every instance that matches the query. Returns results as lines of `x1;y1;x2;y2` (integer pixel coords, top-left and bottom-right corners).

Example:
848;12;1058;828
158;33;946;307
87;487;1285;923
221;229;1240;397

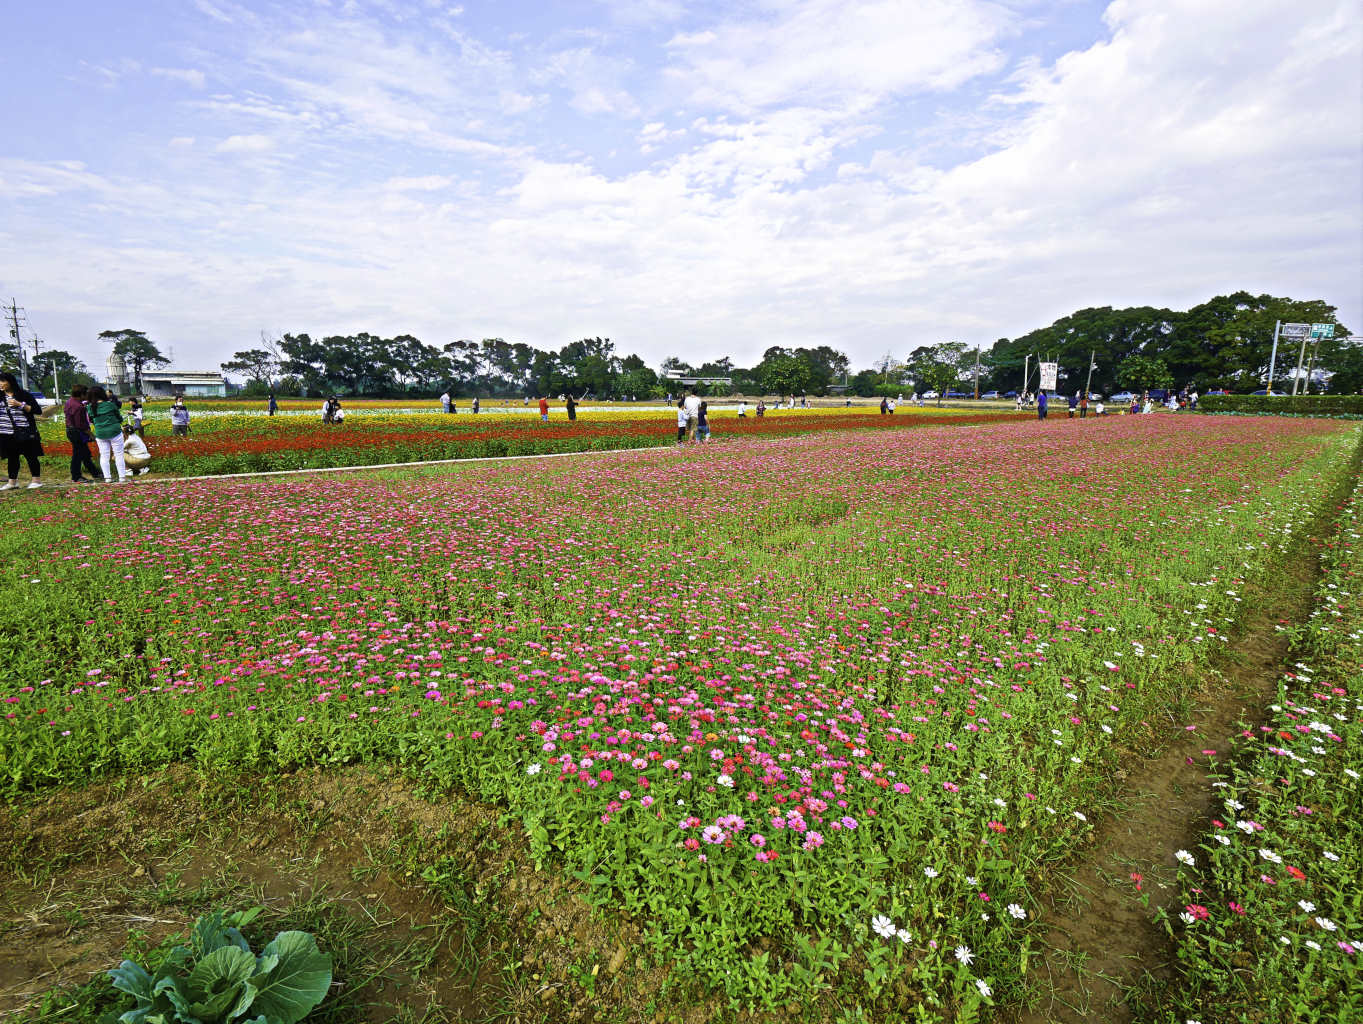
2;0;1360;374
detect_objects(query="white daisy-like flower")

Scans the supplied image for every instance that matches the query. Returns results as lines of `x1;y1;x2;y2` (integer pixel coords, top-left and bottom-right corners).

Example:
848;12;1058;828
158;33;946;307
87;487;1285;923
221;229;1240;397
965;876;978;887
1179;912;1196;925
1305;940;1322;951
924;866;939;878
975;978;992;998
896;928;911;944
1315;917;1337;932
1074;811;1088;823
526;762;543;775
1175;849;1195;866
1323;851;1340;862
1259;848;1284;864
1299;900;1316;913
871;914;896;939
954;945;974;965
1214;835;1231;846
1007;903;1027;920
1279;936;1291;945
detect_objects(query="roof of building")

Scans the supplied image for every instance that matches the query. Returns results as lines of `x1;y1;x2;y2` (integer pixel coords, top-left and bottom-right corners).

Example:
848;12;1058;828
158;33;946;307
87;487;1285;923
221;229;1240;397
142;369;227;382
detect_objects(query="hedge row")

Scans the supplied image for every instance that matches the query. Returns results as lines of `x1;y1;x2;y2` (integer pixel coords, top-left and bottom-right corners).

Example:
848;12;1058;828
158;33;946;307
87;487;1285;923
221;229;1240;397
1200;394;1363;418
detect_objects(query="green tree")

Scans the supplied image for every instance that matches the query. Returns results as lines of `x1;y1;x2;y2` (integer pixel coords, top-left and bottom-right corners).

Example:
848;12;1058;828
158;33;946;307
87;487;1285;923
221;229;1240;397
221;347;279;389
905;343;968;405
759;352;812;396
1116;354;1174;393
99;329;169;393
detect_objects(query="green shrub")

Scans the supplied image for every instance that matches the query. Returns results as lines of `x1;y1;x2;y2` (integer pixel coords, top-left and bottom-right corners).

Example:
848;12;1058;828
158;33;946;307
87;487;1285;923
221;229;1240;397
107;907;331;1024
1199;394;1363;417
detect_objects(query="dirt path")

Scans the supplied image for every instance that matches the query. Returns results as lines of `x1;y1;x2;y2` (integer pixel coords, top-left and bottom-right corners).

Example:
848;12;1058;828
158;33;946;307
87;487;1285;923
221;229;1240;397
1017;480;1353;1022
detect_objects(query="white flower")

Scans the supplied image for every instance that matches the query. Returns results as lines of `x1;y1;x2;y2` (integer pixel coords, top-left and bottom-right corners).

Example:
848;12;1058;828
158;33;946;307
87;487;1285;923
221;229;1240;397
924;866;939;878
716;773;735;788
965;876;978;886
1214;835;1230;846
1323;851;1340;862
1315;917;1337;932
975;978;992;998
954;945;974;965
896;928;911;944
1259;848;1284;864
526;762;542;775
1305;940;1322;951
1073;811;1087;822
1179;912;1196;925
1298;900;1316;913
1175;849;1195;866
1007;903;1027;920
1279;935;1291;945
871;914;896;939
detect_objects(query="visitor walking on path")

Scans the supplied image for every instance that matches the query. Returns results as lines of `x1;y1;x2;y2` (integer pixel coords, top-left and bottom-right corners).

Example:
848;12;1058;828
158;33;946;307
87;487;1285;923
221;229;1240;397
566;394;577;421
1037;391;1048;420
170;399;190;437
87;385;129;483
121;424;152;475
539;396;549;422
64;384;102;483
0;371;45;490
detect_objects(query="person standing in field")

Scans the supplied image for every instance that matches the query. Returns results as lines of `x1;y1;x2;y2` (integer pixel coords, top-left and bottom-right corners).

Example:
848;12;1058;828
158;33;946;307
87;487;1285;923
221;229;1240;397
87;385;128;483
696;401;710;443
129;398;145;437
683;389;700;442
64;384;102;483
1095;400;1105;416
756;399;765;418
538;396;549;422
737;400;747;418
0;371;45;490
440;390;451;414
676;399;687;443
1067;392;1078;418
1079;394;1089;418
267;393;278;416
879;396;888;415
170;398;190;437
121;423;151;476
1037;390;1048;420
566;394;577;421
472;396;480;414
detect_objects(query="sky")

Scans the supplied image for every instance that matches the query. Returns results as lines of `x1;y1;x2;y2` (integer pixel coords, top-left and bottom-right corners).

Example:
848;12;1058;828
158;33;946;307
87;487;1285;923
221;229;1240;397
2;0;1360;375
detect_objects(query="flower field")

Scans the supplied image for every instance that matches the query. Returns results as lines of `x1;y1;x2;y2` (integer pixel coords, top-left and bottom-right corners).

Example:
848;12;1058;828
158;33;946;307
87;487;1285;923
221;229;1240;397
3;414;1361;1019
36;404;1008;477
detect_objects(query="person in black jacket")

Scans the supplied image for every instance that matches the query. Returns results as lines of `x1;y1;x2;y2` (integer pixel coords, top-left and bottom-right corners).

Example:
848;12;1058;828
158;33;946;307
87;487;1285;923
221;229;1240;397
0;371;44;490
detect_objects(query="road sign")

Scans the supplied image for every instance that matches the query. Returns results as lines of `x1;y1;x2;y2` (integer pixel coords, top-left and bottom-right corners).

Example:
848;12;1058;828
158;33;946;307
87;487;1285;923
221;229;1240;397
1311;323;1335;339
1281;323;1310;339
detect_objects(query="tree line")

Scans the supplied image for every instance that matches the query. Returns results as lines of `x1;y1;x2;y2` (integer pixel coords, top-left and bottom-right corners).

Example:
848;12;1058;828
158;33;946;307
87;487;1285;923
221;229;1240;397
0;291;1355;400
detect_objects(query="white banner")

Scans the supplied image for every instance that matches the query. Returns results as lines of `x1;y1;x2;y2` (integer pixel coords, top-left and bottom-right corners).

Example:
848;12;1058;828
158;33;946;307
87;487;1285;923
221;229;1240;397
1281;323;1310;339
1039;362;1058;391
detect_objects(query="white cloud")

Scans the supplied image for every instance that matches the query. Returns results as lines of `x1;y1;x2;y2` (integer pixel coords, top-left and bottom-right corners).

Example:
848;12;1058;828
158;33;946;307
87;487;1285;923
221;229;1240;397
215;133;273;153
151;67;207;89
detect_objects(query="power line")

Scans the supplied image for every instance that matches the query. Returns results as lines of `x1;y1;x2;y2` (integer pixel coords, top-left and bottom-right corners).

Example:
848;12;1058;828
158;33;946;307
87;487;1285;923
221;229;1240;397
5;298;32;390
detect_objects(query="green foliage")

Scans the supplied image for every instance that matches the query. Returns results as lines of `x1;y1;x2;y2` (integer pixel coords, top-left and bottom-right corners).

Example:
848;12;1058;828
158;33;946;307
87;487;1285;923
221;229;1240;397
101;330;170;393
107;908;331;1024
1115;353;1174;392
1200;394;1363;418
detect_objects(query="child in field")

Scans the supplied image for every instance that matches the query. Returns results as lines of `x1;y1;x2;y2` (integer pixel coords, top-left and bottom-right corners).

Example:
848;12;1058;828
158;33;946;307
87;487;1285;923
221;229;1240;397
333;400;346;423
676;400;688;443
696;401;710;442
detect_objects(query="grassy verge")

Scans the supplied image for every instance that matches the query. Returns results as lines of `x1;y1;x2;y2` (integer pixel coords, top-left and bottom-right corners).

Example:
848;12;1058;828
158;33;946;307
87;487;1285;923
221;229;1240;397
1145;476;1363;1022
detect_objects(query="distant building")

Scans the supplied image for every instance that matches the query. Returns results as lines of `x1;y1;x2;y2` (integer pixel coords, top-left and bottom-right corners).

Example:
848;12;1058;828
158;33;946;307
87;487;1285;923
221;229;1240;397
104;351;129;392
662;369;733;387
140;369;228;398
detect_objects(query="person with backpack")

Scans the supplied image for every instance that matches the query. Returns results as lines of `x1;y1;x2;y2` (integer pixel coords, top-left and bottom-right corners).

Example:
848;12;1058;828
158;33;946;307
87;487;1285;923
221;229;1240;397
170;398;190;436
87;385;129;483
0;371;45;490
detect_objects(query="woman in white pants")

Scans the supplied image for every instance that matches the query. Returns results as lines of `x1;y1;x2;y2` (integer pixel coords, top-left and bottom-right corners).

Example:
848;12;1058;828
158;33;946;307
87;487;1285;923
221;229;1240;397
87;386;129;483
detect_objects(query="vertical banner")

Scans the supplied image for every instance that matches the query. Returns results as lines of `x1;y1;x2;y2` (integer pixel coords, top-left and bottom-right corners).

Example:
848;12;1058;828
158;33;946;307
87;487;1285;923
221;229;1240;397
1039;362;1058;391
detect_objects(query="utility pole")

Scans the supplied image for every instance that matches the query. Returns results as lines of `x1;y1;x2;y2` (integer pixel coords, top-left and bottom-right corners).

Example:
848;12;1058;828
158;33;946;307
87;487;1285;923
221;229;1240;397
974;344;980;400
5;299;29;391
1083;349;1096;400
1267;321;1281;395
1305;338;1321;394
1023;354;1030;399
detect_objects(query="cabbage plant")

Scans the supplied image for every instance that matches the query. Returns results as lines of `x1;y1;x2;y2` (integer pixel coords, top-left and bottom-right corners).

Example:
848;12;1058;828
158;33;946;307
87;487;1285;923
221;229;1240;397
107;907;332;1024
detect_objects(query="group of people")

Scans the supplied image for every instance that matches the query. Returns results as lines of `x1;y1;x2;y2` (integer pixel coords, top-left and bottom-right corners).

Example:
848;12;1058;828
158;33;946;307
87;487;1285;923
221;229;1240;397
320;397;346;423
1031;387;1200;420
439;392;482;415
675;391;710;443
